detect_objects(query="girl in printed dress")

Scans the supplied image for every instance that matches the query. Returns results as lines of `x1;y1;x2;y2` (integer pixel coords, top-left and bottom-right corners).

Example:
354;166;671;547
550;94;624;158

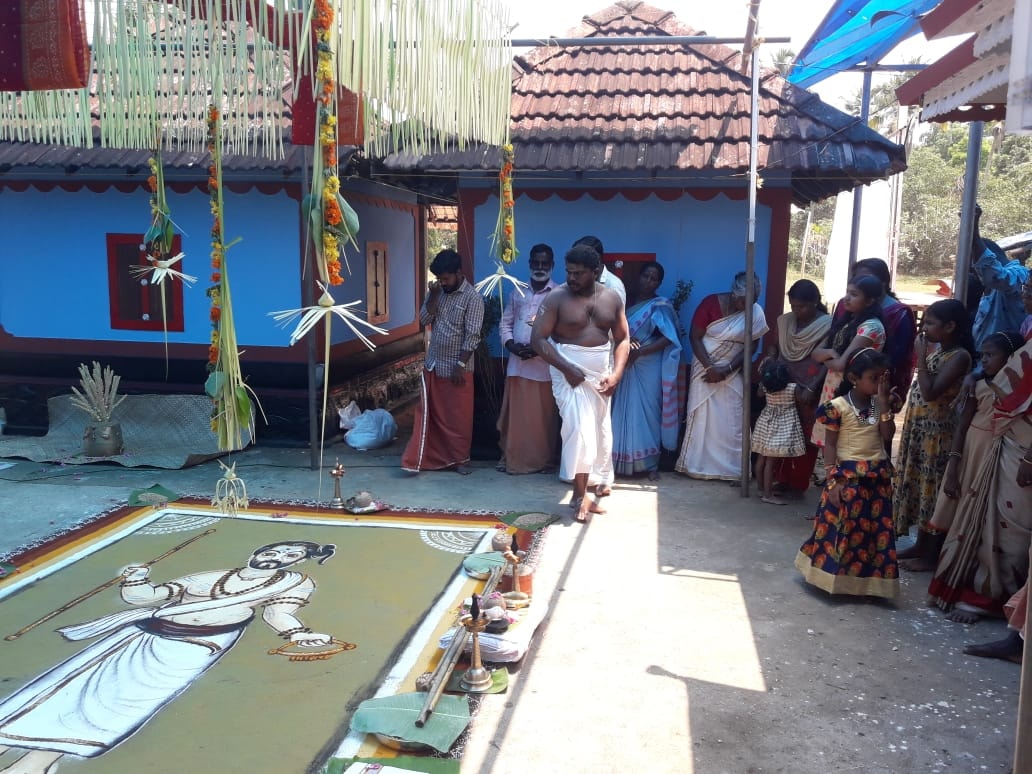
752;362;805;505
796;349;899;598
892;299;974;571
810;275;886;450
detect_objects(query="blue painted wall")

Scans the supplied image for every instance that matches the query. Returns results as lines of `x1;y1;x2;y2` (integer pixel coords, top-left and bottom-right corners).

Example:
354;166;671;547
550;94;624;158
0;183;418;349
471;191;772;358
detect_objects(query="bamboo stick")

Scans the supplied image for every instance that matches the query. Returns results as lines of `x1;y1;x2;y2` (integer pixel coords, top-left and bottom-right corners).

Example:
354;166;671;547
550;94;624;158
415;565;504;727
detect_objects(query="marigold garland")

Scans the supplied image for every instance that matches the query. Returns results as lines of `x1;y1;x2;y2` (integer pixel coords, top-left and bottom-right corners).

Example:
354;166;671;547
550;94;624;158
490;144;517;264
307;0;357;288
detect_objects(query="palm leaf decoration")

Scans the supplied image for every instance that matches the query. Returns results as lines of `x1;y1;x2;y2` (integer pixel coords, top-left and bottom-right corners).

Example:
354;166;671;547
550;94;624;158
349;693;470;753
0;0;513;159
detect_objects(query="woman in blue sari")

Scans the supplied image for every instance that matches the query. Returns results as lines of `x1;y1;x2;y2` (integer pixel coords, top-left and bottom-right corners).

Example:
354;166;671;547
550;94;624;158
611;262;683;479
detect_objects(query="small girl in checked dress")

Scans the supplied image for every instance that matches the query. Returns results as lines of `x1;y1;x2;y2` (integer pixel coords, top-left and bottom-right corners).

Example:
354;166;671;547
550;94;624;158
753;362;805;505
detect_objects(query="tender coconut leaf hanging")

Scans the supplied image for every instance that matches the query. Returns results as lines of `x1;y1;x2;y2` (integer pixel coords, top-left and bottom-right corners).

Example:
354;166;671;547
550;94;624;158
0;0;512;159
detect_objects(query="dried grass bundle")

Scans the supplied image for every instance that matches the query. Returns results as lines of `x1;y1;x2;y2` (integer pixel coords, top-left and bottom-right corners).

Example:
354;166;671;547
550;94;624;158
69;362;126;423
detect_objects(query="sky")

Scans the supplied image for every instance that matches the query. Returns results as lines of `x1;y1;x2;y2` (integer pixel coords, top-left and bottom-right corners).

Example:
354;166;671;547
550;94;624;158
501;0;959;111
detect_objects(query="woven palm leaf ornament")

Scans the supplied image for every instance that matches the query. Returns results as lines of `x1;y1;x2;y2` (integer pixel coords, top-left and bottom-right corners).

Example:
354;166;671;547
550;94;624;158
205;102;259;452
270;0;386;486
476;143;524;310
131;137;197;374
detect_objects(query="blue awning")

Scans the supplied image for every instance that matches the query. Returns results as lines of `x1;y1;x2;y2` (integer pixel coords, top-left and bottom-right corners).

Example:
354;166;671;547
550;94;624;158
787;0;941;88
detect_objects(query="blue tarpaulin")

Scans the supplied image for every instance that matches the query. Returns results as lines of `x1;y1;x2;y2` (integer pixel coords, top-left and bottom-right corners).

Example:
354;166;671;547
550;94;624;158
788;0;941;88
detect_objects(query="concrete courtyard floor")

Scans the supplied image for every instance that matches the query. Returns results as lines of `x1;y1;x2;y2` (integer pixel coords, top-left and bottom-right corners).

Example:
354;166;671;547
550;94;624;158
0;434;1023;774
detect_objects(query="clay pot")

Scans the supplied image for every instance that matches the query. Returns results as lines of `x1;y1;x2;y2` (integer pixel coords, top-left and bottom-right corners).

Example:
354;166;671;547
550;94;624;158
83;422;124;457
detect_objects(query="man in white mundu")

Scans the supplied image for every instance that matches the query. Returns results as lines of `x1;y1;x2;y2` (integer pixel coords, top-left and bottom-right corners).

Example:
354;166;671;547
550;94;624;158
532;243;630;524
0;540;335;773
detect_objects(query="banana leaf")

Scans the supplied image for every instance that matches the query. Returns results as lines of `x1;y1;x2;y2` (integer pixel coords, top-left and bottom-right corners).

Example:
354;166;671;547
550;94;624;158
462;551;506;578
497;511;560;531
349;693;469;753
234;385;251;426
444;666;509;694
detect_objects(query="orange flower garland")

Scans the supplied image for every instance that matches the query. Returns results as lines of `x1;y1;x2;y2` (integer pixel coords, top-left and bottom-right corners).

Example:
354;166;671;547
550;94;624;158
492;144;517;264
144;142;173;261
315;0;344;286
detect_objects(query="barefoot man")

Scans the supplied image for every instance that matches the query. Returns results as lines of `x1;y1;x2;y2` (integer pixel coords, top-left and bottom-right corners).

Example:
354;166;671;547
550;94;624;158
532;243;629;522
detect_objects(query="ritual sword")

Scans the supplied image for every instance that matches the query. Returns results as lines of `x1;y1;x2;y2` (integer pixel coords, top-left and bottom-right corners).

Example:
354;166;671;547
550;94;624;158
4;528;216;641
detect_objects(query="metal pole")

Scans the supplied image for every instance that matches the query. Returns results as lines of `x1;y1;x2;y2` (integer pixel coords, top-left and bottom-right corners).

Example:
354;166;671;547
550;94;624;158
847;69;873;275
953;121;984;305
740;15;761;497
300;146;319;470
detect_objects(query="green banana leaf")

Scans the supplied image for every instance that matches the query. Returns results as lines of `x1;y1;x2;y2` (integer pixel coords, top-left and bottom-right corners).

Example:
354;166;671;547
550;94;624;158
234;385;251;426
498;511;560;531
349;693;469;753
444;665;509;694
462;551;506;577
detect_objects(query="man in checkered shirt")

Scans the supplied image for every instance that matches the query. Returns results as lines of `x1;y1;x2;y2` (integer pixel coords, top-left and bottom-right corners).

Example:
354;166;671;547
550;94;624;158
402;249;485;473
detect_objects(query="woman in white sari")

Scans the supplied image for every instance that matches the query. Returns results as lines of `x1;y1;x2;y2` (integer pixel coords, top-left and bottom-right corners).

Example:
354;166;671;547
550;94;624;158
676;272;768;480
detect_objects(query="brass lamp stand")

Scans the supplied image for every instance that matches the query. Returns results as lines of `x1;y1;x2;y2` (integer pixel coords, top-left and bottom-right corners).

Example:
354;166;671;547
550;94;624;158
459;596;493;692
328;460;346;510
501;534;530;609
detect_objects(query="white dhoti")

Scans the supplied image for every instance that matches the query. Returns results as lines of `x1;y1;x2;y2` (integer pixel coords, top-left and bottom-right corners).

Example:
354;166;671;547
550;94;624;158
0;571;306;757
549;341;614;488
0;613;242;756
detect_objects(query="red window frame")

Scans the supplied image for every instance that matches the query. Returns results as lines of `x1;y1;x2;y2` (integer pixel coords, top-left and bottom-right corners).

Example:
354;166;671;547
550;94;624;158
106;233;185;332
604;252;656;303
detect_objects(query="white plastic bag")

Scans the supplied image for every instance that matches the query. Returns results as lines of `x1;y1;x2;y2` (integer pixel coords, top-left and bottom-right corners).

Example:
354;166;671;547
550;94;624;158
344;408;397;450
337;400;361;430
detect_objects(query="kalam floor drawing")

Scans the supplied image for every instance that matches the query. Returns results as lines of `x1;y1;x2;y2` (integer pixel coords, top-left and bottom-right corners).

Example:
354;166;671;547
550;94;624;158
0;502;498;774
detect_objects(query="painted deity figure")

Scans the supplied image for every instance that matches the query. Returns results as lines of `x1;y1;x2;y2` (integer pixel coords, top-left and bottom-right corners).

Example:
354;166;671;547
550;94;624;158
0;540;335;773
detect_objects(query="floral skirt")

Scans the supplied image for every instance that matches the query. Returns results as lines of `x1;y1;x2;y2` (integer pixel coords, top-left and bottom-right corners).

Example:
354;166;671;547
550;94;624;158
795;459;899;598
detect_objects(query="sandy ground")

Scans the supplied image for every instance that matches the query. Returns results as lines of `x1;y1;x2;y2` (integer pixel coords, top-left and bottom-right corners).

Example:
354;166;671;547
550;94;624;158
0;435;1022;774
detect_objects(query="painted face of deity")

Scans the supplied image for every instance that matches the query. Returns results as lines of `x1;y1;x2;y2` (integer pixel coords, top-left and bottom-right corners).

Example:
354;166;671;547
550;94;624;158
248;544;310;570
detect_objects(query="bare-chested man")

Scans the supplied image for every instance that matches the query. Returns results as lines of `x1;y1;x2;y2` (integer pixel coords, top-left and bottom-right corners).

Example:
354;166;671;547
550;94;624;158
532;244;629;523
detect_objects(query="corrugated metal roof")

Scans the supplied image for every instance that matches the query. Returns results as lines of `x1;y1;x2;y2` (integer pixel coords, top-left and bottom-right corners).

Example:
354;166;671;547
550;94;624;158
895;0;1015;124
380;1;906;205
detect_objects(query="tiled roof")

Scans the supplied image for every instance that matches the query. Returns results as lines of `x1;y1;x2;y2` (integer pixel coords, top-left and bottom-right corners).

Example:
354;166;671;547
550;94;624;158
0;135;308;181
381;1;907;205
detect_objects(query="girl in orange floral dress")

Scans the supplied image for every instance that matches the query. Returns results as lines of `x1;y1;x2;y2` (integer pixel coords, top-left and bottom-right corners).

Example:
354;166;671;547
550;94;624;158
795;349;899;598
